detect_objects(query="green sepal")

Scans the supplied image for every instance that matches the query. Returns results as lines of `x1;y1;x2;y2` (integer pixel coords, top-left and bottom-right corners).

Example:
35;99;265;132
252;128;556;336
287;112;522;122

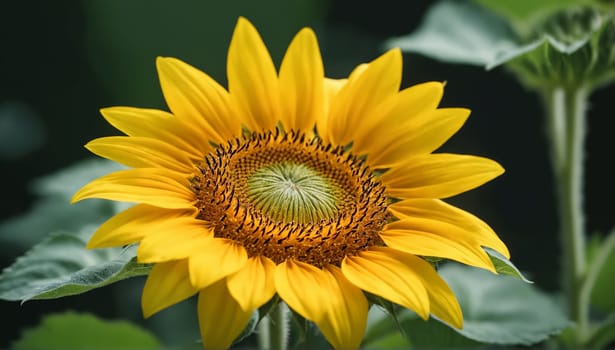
231;310;259;347
364;293;407;338
257;294;281;323
286;308;329;349
363;305;412;349
288;306;310;346
485;247;533;283
0;229;150;302
506;7;615;89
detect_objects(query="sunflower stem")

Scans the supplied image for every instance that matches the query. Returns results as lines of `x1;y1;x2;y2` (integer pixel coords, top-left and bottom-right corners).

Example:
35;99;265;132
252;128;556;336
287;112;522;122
257;301;289;350
543;85;589;345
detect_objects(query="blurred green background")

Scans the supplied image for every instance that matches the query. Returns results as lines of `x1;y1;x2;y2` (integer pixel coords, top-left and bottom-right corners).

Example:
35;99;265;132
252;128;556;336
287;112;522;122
1;0;614;348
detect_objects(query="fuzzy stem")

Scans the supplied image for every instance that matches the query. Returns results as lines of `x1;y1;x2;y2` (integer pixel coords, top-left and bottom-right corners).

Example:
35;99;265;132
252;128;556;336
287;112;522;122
544;85;589;344
257;302;289;350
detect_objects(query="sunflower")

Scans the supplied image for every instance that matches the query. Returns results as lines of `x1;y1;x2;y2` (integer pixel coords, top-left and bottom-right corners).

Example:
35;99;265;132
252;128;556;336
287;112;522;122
73;17;509;350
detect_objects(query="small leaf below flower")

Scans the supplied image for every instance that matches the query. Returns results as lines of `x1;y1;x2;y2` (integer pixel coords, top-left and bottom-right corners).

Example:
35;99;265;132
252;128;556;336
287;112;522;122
485;247;533;283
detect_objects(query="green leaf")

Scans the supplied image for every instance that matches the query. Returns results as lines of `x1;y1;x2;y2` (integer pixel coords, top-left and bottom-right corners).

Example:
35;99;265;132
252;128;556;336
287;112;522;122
0;158;124;249
485;247;533;283
12;311;160;350
440;263;570;345
474;0;591;21
473;0;593;36
588;231;615;313
387;1;615;89
363;263;566;348
384;0;520;68
31;158;125;198
364;304;479;349
588;315;615;349
0;229;150;301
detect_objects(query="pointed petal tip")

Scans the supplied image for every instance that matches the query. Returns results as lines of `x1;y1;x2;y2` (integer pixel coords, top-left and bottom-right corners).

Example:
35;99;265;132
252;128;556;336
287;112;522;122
84;239;100;250
485;158;505;180
98;107;110;116
235;16;257;33
237;16;249;24
142;303;156;319
154;56;168;72
141;296;165;319
84;234;125;250
141;292;157;319
70;189;85;204
436;312;464;330
296;26;317;39
494;161;505;175
380;47;402;66
142;260;198;319
155;56;173;72
389;46;402;55
458;107;471;117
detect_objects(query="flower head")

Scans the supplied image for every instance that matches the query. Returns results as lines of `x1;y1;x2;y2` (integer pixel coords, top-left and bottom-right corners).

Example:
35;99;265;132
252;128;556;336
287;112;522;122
73;17;509;350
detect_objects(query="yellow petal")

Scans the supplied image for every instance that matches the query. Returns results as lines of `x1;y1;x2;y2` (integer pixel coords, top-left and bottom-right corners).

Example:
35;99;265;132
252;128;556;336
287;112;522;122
346;246;462;328
389;198;510;258
71;168;195;209
327;49;402;146
87;204;196;249
156;57;241;144
198;279;254;350
365;107;469;168
381;220;496;272
275;260;368;349
86;136;193;174
228;17;280;132
137;225;213;263
227;256;276;312
188;238;248;289
342;248;430;320
352;82;444;156
278;27;324;133
316;78;347;141
382;154;504;199
416;262;463;329
100;107;209;159
142;259;198;318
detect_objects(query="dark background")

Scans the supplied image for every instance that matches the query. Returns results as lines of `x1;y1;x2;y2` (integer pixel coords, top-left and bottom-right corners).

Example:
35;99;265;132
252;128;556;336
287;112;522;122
1;0;614;348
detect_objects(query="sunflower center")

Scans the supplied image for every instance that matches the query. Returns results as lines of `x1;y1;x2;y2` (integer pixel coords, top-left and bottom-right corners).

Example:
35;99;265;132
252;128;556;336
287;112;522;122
247;162;339;223
191;130;388;267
